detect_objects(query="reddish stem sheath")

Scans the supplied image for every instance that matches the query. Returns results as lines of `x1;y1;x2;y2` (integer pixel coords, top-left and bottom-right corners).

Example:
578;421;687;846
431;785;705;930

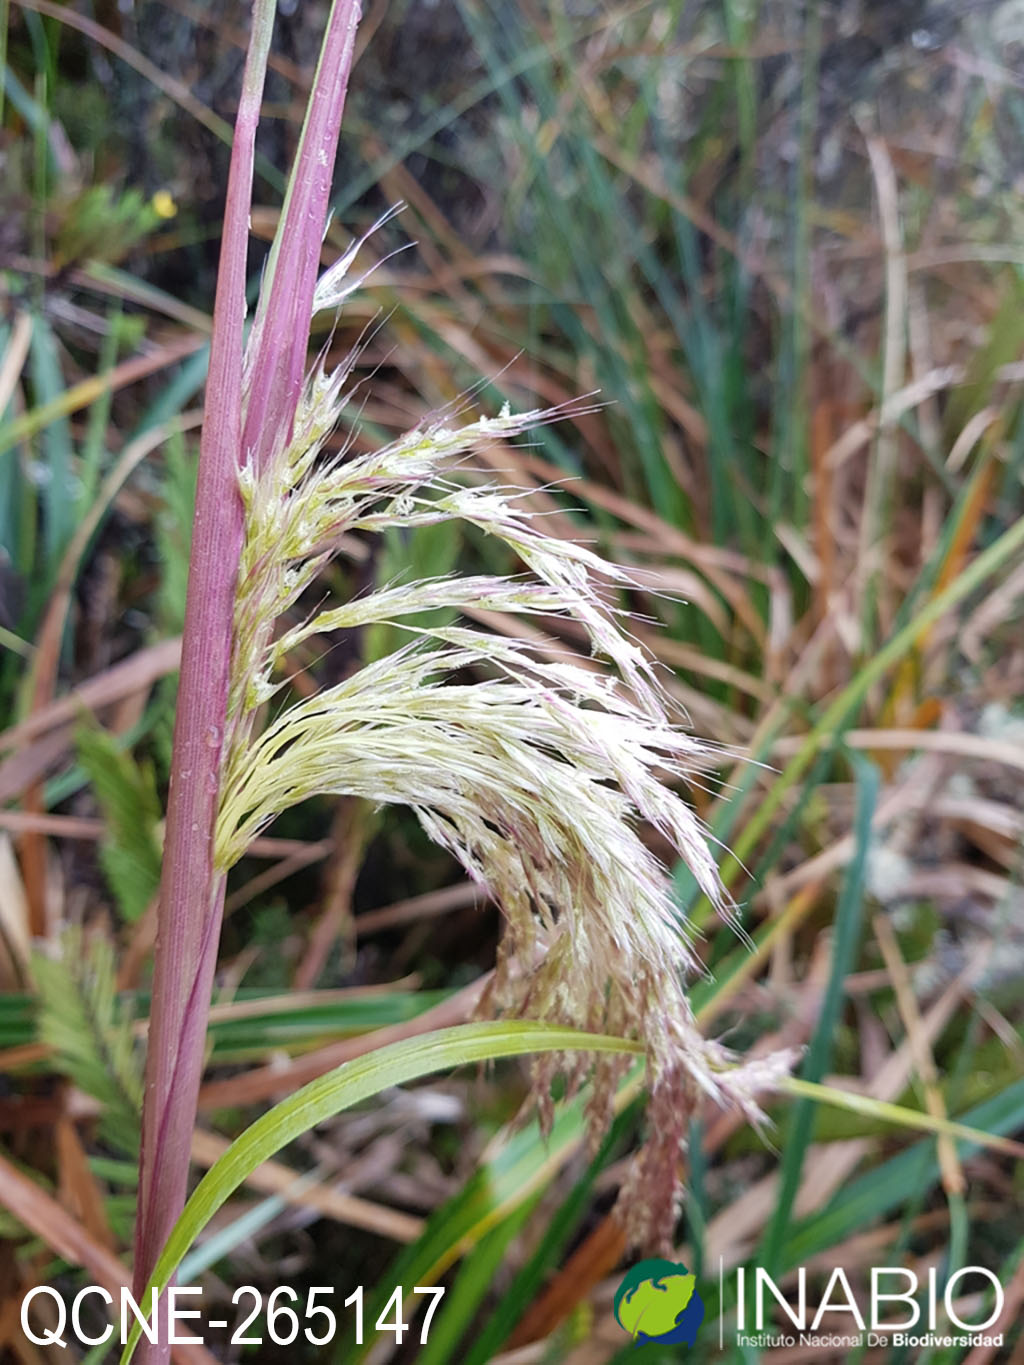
133;7;362;1359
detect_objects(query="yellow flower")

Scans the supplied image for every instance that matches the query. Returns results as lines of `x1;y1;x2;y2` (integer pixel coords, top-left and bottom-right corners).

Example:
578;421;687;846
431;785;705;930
151;189;177;220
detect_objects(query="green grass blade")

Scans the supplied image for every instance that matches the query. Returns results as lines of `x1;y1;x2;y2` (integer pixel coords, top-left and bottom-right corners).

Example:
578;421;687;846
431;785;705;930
781;1077;1024;1268
779;1077;1024;1158
460;1104;637;1365
759;753;879;1273
0;986;459;1061
343;1067;644;1364
27;313;73;574
118;1021;640;1365
415;1192;540;1365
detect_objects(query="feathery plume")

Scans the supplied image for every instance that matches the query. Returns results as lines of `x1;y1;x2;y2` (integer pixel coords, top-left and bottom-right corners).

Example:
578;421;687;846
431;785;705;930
213;223;796;1248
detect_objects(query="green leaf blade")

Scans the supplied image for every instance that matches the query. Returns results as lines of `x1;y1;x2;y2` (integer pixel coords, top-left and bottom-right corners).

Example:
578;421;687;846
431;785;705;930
119;1021;639;1365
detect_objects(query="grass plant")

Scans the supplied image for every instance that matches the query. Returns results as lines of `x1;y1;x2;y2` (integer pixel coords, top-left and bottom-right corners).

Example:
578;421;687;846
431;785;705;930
0;2;1022;1362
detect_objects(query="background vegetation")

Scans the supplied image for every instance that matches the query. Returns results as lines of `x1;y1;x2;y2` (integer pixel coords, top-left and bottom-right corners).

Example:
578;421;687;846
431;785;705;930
1;1;1022;1360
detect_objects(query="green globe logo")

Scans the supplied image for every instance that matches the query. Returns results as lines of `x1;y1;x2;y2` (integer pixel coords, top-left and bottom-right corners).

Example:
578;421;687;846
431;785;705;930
613;1258;705;1347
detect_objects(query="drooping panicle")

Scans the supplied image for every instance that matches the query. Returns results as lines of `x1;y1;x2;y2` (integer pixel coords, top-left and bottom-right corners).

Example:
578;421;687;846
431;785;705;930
216;224;796;1246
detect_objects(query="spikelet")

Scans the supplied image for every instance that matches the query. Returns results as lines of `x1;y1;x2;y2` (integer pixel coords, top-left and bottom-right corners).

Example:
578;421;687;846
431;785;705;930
217;222;796;1250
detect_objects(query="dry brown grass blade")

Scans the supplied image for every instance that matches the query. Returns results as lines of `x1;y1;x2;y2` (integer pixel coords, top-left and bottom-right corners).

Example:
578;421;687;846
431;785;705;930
222;840;334;916
117;900;161;992
0;638;181;756
856;132;907;630
355;881;482;937
0;1042;50;1070
0;812;106;839
808;380;864;692
55;1116;116;1252
872;913;965;1198
756;755;939;905
625;557;733;637
360;141;487;315
889;863;1018;904
26;418;199;728
0;812;335;869
190;1129;424;1243
639;631;775;703
293;797;373;988
0;640;182;809
0;833;31;987
696;882;823;1028
789;953;1007;1216
961;557;1024;663
772;726;1024;774
4;256;213;333
200;979;422;1027
0;1292;50;1365
474;441;773;650
0;335;204;461
507;1213;626;1351
0;640;177;948
19;413;202;934
514;447;773;580
931;793;1024;866
0;1150;218;1365
0;310;33;414
891;441;1000;721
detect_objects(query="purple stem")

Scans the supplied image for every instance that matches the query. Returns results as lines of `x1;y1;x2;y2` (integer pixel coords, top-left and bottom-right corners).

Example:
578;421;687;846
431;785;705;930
133;1;276;1348
133;5;362;1358
243;1;361;473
